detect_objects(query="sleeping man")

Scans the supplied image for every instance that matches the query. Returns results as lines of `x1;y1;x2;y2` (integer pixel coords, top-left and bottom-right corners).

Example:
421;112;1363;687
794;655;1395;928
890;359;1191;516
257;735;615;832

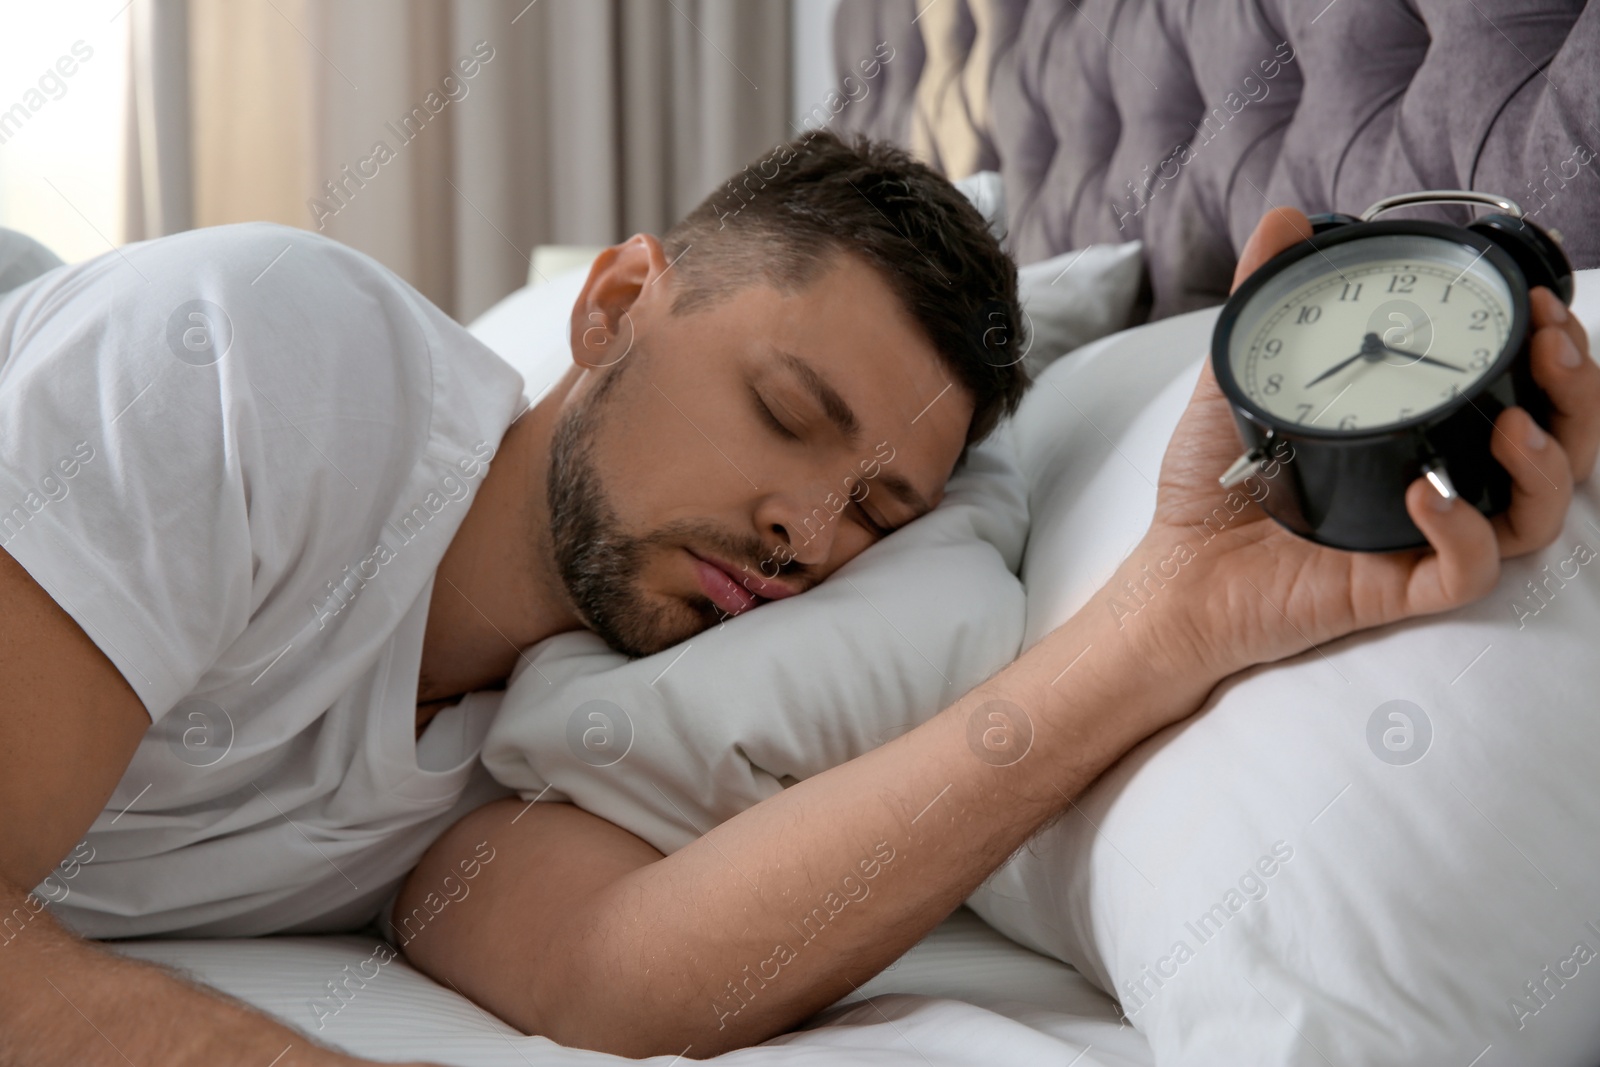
1;130;1595;1065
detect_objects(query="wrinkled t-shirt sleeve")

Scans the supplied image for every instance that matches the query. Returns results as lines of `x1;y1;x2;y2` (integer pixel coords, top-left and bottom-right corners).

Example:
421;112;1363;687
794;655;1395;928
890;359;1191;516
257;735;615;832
0;223;437;724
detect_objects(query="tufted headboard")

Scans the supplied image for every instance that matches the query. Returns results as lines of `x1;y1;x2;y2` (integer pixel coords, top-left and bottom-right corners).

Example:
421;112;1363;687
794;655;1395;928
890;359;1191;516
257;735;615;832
832;0;1600;319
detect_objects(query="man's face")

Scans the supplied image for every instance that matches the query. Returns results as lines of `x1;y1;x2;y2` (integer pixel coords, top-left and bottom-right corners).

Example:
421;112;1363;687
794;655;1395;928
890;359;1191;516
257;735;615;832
544;236;974;658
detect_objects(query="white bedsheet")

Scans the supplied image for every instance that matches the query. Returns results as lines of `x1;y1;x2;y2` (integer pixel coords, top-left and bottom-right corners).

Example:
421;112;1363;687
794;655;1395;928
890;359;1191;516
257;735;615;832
111;907;1153;1066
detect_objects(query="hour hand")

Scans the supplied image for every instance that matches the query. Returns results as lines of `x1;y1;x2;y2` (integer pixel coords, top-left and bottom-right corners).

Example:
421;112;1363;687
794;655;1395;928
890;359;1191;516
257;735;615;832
1379;343;1466;373
1305;350;1365;389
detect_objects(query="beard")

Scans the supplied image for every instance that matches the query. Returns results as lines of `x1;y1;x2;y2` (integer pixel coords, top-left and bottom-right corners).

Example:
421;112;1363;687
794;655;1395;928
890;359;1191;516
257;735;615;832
544;362;772;658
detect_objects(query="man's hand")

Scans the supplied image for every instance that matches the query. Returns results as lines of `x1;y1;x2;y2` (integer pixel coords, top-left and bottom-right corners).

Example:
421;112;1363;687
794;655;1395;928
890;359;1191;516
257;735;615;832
1138;207;1600;679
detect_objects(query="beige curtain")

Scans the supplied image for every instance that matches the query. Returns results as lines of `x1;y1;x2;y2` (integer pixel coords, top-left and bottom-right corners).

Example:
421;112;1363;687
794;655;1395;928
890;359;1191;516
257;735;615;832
125;0;792;322
123;0;194;241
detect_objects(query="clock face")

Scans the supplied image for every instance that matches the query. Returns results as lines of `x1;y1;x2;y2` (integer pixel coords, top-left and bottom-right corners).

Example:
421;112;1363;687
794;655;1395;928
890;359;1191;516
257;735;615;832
1227;233;1515;434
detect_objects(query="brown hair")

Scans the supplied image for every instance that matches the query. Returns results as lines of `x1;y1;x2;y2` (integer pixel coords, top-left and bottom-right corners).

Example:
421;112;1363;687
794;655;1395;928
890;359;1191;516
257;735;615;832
662;129;1030;466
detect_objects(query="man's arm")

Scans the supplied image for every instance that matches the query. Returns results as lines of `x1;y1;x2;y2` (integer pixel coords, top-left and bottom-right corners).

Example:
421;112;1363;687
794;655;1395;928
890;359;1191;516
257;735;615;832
400;207;1600;1059
395;552;1215;1059
0;549;431;1067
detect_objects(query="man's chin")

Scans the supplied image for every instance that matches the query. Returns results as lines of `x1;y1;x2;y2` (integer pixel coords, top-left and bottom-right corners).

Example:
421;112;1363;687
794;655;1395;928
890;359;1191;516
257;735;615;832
583;591;720;660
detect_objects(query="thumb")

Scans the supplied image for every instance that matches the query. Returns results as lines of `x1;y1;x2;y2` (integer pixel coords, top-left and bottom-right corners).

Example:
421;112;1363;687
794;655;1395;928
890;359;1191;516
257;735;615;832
1232;207;1314;292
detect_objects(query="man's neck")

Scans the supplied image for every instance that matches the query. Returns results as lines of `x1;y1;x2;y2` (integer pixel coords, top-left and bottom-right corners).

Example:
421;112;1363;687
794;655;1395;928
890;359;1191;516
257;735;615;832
415;374;583;713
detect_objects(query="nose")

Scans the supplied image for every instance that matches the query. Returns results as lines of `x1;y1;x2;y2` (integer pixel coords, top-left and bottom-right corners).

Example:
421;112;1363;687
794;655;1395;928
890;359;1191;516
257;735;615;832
757;489;839;570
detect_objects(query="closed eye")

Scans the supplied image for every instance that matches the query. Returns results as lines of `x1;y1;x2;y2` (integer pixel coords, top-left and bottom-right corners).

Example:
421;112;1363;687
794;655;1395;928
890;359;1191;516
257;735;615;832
851;498;892;538
751;386;799;441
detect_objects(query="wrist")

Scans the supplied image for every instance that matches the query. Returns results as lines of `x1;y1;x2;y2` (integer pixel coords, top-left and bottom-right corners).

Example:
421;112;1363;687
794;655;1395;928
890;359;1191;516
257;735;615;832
1097;532;1234;696
1012;560;1220;767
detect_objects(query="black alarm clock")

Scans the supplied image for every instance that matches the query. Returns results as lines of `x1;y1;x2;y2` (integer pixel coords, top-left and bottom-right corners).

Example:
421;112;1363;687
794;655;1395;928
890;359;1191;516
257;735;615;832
1211;190;1574;552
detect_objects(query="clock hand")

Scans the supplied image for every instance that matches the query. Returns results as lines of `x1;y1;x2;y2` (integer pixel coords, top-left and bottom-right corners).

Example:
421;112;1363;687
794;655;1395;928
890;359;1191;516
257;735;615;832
1377;343;1467;373
1304;349;1368;389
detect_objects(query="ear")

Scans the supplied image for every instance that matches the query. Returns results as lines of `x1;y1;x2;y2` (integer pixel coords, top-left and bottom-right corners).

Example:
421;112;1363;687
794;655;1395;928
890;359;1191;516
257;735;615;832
569;233;671;370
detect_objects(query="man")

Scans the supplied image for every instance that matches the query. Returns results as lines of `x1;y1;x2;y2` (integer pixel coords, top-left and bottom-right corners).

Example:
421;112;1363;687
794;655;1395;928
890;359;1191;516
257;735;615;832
0;130;1594;1065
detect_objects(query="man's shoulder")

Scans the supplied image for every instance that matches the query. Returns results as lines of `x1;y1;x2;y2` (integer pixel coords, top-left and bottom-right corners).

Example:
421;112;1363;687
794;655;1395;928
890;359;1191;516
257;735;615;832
130;222;413;313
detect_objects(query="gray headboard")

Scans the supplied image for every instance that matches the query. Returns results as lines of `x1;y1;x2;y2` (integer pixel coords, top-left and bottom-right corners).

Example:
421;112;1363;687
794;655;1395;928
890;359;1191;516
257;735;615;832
832;0;1600;319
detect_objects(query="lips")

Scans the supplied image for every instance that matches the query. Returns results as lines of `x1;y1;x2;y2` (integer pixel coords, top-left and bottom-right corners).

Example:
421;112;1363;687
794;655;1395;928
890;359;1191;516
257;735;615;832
687;550;800;617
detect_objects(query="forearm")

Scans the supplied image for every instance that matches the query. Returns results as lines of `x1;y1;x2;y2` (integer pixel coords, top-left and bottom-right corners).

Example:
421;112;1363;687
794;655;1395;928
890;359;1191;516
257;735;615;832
545;553;1220;1057
0;878;364;1067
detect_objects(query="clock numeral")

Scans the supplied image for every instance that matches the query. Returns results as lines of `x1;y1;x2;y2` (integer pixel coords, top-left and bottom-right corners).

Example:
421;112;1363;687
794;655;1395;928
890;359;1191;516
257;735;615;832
1295;403;1314;422
1338;413;1359;429
1263;373;1284;395
1440;384;1461;400
1295;305;1322;325
1261;338;1283;359
1468;309;1490;331
1387;273;1417;294
1398;407;1415;420
1469;347;1492;369
1339;281;1363;302
1440;283;1452;304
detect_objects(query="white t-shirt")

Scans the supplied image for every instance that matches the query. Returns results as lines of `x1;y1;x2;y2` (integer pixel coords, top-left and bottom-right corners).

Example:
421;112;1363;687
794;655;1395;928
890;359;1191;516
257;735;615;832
0;222;526;938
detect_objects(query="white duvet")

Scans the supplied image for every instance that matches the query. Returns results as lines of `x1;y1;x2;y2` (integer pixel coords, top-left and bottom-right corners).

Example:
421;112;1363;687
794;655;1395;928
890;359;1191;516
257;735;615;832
113;908;1152;1066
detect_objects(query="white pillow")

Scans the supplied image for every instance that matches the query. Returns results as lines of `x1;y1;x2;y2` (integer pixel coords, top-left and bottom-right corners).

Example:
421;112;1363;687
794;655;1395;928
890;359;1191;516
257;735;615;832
953;169;1007;242
964;271;1600;1065
467;264;590;401
467;266;1030;855
1016;242;1144;374
0;227;63;296
954;170;1145;374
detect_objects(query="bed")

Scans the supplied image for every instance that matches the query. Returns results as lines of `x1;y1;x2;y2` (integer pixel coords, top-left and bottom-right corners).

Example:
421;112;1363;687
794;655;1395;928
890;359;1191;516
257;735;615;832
111;908;1152;1066
72;1;1600;1064
100;258;1600;1064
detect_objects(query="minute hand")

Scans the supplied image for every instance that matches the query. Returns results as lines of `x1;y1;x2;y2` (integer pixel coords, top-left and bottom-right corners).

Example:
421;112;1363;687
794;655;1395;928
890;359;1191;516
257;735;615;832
1380;343;1466;373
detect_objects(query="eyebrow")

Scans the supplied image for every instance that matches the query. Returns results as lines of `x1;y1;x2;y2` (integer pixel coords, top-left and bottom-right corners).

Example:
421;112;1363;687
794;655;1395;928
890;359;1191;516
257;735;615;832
774;350;861;447
771;349;934;523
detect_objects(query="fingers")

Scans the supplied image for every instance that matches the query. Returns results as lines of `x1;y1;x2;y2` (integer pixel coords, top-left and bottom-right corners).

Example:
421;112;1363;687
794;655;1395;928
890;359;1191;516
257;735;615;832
1527;286;1600;483
1401;403;1574;614
1403;477;1500;612
1230;207;1315;292
1486;404;1575;556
